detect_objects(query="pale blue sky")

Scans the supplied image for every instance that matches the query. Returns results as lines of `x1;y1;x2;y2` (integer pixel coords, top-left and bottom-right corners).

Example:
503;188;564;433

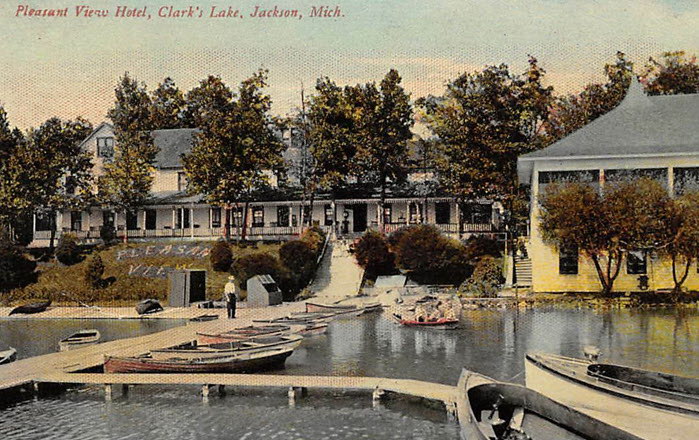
1;0;698;129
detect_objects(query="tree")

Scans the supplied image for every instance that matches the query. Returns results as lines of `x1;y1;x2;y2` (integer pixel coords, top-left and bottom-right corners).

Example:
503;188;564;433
545;51;634;143
150;77;189;129
0;240;37;292
56;233;82;265
351;70;414;230
350;230;395;279
28;117;94;251
538;178;671;296
84;253;105;289
642;51;699;96
659;192;699;296
279;239;317;294
306;77;358;225
420;57;553;235
210;239;233;272
98;73;157;242
231;252;285;291
182;70;285;240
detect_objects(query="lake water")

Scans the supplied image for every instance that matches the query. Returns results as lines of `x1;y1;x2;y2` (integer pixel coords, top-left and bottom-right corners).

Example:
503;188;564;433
1;307;698;439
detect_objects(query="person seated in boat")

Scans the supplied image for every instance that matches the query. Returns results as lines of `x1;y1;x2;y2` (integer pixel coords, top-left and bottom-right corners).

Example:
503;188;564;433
224;276;238;319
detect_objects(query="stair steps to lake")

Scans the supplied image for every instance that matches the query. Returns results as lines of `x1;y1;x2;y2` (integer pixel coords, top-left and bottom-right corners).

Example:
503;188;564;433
309;239;365;301
514;256;532;288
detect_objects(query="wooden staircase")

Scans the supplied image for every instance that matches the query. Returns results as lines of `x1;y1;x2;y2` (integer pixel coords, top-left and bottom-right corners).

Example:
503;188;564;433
514;255;532;288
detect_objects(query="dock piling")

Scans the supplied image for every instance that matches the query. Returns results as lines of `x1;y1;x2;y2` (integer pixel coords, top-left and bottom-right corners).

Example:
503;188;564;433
121;384;130;396
218;385;226;395
445;401;458;421
372;387;385;407
201;384;211;398
287;386;307;406
104;384;113;401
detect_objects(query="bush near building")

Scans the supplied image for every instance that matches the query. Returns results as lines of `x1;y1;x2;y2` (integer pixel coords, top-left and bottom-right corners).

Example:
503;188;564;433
350;230;396;279
55;233;83;265
390;225;472;285
459;256;504;298
300;225;326;254
210;239;234;272
0;240;37;293
231;252;289;297
463;236;503;261
279;240;317;295
84;254;105;289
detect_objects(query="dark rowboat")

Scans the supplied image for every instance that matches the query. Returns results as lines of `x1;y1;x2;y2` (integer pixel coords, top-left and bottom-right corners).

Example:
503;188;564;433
104;345;296;374
459;369;643;440
525;352;699;440
9;300;51;315
58;329;101;351
361;302;383;314
0;347;17;364
149;334;304;361
305;302;357;313
393;314;459;329
135;299;163;315
189;314;219;323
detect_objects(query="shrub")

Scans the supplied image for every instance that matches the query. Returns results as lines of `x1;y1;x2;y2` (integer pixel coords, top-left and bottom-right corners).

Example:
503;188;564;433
390;225;471;285
231;252;285;291
464;236;503;261
210;240;233;272
460;256;504;298
56;233;82;265
351;231;396;279
84;254;105;289
100;224;117;244
0;240;37;292
300;225;326;254
279;240;318;298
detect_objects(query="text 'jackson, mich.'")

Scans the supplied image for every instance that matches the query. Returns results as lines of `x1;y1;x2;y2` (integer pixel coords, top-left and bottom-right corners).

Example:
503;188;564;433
14;5;345;20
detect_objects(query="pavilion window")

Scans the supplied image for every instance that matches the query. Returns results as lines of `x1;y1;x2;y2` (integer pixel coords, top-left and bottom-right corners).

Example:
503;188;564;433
211;207;222;228
538;170;599;194
627;250;647;275
559;245;579;275
252;207;264;227
674;167;699;196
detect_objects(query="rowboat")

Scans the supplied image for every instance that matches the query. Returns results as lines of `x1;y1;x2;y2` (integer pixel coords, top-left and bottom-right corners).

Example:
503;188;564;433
9;300;51;315
58;329;101;351
149;334;304;361
361;302;383;314
189;314;219;323
197;325;296;344
104;345;296;374
289;311;344;321
135;299;163;315
305;302;357;313
525;352;699;440
0;347;17;364
392;313;459;329
252;318;330;336
458;369;642;440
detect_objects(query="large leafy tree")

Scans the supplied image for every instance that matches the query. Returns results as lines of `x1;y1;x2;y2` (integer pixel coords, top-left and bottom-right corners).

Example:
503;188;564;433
182;70;285;239
642;51;699;95
659;192;699;296
306;78;358;225
351;70;414;230
420;57;552;234
28;117;94;250
544;51;634;143
150;77;189;129
98;73;157;240
539;178;671;296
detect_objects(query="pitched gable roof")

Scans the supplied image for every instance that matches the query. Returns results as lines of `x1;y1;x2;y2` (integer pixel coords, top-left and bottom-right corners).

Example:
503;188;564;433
77;121;114;151
152;128;199;169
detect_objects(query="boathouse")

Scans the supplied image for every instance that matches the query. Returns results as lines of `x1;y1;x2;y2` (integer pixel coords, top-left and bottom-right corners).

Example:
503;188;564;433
517;78;699;293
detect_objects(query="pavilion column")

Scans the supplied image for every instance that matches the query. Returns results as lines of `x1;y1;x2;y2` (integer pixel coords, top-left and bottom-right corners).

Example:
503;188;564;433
190;205;194;238
668;166;675;197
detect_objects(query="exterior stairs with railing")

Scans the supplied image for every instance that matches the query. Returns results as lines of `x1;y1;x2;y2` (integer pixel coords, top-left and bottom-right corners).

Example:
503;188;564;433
514;255;532;288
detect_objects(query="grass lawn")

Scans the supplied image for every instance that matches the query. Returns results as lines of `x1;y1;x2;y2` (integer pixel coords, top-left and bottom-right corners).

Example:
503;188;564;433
6;241;281;306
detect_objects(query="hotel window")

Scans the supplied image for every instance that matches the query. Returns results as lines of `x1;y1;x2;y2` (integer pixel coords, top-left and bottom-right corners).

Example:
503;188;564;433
211;208;222;228
35;212;52;231
383;205;392;224
435;202;450;224
96;137;115;159
409;203;422;224
277;206;290;227
175;208;190;229
65;176;76;195
102;211;115;228
324;204;334;226
126;211;138;230
232;207;243;227
627;250;647;275
252;207;264;227
145;209;157;230
70;211;82;232
177;172;188;192
559;245;579;275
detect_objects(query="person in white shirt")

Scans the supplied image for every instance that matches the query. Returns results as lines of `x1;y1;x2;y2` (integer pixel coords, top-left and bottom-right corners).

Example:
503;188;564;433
224;276;237;319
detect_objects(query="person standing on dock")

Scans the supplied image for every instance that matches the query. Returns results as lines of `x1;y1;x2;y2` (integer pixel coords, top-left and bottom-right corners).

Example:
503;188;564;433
224;276;237;319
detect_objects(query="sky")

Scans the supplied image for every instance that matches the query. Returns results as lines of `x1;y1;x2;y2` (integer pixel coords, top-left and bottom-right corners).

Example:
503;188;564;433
1;0;698;129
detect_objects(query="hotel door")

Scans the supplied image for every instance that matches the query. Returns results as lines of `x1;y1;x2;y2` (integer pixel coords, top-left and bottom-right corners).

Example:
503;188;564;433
353;204;367;232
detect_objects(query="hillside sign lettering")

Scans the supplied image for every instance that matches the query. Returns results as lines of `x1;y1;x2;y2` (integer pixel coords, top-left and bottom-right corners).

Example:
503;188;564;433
127;263;199;279
115;244;210;261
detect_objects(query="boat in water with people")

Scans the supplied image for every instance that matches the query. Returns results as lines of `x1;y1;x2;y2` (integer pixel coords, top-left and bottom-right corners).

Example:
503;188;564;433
459;369;643;440
58;329;101;351
148;334;304;361
392;314;459;330
525;352;699;440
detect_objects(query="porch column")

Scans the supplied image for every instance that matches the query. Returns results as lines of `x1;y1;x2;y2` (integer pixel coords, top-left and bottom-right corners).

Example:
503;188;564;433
32;213;36;235
141;210;146;230
405;202;410;225
171;207;176;229
56;211;63;232
209;207;213;229
113;211;118;230
190;205;194;238
85;210;91;235
668;166;675;197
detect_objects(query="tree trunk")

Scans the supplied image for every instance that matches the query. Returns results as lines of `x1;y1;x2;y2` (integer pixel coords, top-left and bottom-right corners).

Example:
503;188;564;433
457;199;465;239
224;205;231;242
122;210;128;243
308;193;315;227
671;254;691;300
379;174;386;233
590;252;622;297
49;210;57;253
241;201;250;241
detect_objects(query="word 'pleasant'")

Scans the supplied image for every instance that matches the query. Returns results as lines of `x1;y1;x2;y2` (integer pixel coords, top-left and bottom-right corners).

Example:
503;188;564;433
115;244;210;261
